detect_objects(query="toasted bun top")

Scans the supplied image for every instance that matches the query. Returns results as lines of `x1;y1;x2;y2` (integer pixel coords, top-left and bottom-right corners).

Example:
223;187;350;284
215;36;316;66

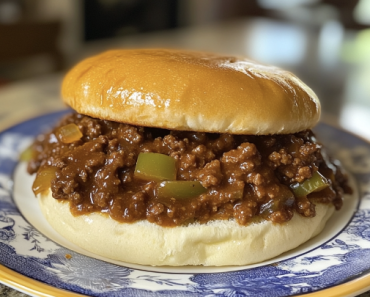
62;48;320;135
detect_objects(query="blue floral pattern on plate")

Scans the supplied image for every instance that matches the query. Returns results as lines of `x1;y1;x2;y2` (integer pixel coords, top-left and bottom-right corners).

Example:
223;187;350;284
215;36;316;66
0;110;369;297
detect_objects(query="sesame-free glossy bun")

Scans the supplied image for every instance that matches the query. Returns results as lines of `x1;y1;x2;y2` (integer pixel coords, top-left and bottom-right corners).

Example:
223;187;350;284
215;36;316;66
62;49;320;135
39;191;334;266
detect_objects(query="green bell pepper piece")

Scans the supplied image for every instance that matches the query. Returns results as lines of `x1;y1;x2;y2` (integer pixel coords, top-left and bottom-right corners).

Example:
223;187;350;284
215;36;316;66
134;152;177;182
157;181;207;200
290;171;329;198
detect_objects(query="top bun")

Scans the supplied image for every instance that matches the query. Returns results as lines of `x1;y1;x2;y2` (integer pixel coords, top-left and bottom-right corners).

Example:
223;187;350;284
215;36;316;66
62;48;320;135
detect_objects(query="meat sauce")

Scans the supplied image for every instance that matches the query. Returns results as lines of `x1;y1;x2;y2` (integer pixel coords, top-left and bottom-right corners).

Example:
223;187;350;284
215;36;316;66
28;113;352;227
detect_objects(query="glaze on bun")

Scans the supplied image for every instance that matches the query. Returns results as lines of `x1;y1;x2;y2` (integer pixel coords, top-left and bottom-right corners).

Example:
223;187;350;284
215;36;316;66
61;49;320;135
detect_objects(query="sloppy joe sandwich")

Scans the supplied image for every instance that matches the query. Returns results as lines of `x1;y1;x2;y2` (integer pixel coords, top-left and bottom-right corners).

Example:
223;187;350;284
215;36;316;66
27;48;352;266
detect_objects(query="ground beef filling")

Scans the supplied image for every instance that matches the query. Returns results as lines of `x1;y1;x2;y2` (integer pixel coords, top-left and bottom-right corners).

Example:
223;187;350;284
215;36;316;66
28;113;352;227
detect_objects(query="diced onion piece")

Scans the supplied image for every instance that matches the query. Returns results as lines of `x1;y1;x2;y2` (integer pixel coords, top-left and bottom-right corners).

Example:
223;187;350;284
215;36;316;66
134;152;176;182
19;145;34;161
157;181;207;200
32;167;57;196
56;123;83;143
290;171;329;198
260;185;295;216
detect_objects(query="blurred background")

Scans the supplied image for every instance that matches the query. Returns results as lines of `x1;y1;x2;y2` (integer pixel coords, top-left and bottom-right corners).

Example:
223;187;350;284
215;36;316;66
0;0;369;139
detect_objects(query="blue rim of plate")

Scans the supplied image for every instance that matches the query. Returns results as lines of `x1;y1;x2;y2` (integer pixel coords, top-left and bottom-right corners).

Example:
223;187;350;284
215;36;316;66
0;110;369;297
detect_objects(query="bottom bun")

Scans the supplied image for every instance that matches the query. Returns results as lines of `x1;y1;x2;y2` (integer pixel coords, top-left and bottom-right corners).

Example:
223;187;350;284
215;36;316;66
38;191;334;266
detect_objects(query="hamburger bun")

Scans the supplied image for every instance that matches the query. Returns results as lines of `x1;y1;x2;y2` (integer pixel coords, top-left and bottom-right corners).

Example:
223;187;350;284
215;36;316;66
61;48;320;135
30;49;345;267
39;190;334;266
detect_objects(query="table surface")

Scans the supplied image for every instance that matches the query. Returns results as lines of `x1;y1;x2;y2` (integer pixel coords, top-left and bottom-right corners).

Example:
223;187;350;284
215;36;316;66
0;18;370;297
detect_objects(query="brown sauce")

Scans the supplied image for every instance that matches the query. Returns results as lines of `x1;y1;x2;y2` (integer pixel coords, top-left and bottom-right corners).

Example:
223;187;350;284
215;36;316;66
28;113;352;227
